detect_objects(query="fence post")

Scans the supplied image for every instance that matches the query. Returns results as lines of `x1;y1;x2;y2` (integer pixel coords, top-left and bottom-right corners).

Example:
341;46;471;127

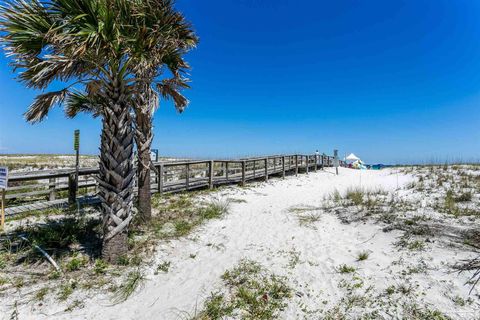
226;162;229;181
209;161;214;189
295;155;299;176
241;161;246;186
264;158;268;181
253;160;256;178
68;172;77;204
315;155;318;172
49;178;56;201
282;156;286;178
306;156;309;174
158;164;164;195
186;163;190;190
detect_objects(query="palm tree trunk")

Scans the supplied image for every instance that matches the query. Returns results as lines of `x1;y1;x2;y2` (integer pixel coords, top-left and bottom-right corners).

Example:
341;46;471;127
135;107;153;221
98;79;135;263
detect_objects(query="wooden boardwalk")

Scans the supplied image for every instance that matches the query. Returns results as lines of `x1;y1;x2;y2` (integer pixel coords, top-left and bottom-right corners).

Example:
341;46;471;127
5;154;342;217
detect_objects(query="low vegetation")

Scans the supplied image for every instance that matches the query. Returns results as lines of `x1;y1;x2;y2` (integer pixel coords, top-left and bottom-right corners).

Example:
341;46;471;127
0;154;98;172
337;264;356;274
326;187;387;217
287;205;322;228
0;190;232;312
112;269;146;303
1;164;478;318
324;165;480;250
193;260;291;319
356;251;369;261
322;267;452;319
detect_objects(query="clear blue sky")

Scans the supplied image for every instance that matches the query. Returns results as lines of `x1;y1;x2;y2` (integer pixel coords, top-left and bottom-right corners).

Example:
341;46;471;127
0;0;479;164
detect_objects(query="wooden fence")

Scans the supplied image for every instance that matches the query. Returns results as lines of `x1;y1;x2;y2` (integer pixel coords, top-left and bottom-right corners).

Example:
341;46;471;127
5;154;343;216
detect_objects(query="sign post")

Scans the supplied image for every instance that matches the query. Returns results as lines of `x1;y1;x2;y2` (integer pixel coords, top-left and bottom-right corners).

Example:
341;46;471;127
74;130;80;195
0;166;8;229
334;149;339;175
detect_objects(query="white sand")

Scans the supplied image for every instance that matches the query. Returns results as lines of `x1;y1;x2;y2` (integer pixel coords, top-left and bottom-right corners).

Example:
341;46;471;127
5;167;480;319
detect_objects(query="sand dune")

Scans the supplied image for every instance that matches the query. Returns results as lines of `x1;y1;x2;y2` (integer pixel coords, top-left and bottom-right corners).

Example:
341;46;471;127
4;167;480;319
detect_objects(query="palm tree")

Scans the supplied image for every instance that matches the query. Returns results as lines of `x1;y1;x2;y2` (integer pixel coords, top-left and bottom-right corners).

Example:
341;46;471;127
57;0;198;221
129;0;198;220
0;0;144;262
134;53;194;221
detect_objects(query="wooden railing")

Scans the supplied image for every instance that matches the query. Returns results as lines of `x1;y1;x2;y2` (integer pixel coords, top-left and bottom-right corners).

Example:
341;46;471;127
5;154;344;216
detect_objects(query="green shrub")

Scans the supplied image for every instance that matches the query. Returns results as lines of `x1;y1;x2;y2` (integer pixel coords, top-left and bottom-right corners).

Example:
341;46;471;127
156;261;171;273
117;255;130;266
337;264;356;274
357;251;369;261
65;256;87;272
346;188;364;206
35;287;49;301
407;240;425;251
94;259;108;275
201;200;230;220
174;220;192;236
444;190;459;216
57;282;76;301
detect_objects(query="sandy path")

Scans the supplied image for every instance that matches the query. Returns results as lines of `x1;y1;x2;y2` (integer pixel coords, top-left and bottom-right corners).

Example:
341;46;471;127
12;167;479;319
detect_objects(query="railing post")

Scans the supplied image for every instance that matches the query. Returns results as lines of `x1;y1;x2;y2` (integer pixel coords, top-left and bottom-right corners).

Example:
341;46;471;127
49;177;56;201
209;161;214;189
241;161;246;186
282;156;286;178
226;162;229;181
158;164;164;195
315;155;318;172
253;160;256;178
68;172;77;204
306;156;309;174
264;158;268;181
186;163;190;190
295;155;299;176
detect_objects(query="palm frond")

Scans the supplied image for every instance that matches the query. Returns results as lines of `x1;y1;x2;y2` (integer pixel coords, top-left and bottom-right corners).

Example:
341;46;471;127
18;56;92;89
24;89;69;123
0;0;54;58
156;78;188;113
64;90;102;118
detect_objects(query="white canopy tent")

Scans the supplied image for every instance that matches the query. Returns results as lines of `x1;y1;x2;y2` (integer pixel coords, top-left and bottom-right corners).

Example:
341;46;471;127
345;153;360;162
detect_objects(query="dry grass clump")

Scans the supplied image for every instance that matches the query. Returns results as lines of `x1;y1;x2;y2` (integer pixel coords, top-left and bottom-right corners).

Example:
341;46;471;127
337;264;356;274
356;251;369;261
192;259;291;320
112;268;146;303
323;187;389;224
334;187;387;208
322;265;451;320
287;205;322;228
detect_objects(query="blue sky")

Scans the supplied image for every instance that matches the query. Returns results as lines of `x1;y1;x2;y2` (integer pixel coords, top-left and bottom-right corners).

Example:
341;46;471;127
0;0;479;164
